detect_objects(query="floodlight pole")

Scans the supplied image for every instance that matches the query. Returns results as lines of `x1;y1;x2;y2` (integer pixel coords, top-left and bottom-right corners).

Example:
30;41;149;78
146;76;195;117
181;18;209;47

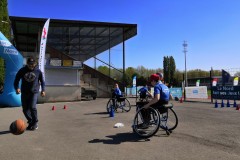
183;41;188;87
122;27;126;91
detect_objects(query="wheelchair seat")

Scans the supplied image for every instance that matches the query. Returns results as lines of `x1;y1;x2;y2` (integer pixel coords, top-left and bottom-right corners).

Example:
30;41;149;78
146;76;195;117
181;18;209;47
117;97;126;102
136;101;149;106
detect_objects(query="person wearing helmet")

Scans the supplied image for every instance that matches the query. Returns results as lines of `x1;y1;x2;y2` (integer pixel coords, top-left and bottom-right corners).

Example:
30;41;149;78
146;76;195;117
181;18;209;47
143;73;170;110
156;72;174;99
138;84;152;101
156;72;163;84
111;83;123;108
112;83;122;98
136;74;171;129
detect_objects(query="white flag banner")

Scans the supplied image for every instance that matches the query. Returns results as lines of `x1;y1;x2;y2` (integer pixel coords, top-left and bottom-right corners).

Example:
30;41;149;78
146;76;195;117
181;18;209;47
233;77;239;86
39;18;50;80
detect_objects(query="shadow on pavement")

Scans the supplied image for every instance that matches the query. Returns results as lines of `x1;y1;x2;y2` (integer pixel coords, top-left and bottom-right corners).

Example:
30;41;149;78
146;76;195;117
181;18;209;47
84;112;108;115
0;130;11;135
89;132;150;144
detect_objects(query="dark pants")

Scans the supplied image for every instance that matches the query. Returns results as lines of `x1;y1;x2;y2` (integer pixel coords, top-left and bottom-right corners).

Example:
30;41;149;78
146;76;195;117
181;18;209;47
151;100;168;114
21;92;39;125
140;100;168;123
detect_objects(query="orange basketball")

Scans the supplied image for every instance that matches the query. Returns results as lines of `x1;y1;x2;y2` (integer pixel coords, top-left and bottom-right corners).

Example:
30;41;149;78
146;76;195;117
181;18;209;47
9;119;26;135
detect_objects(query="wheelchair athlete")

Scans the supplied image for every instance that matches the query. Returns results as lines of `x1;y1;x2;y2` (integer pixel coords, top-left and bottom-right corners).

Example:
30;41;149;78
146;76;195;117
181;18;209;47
138;84;152;101
140;74;171;128
111;83;123;109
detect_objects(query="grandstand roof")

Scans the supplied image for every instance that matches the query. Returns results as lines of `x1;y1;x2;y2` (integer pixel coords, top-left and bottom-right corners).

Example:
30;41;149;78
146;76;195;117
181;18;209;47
9;16;137;62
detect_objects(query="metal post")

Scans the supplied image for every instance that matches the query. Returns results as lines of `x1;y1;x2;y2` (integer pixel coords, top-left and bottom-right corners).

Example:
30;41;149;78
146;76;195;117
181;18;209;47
183;41;188;87
122;27;126;90
183;73;186;100
94;27;96;70
210;69;213;103
109;49;110;77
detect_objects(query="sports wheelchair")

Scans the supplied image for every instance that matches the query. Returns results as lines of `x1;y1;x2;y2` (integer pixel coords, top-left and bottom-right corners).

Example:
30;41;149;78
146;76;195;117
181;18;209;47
106;97;131;113
132;101;178;138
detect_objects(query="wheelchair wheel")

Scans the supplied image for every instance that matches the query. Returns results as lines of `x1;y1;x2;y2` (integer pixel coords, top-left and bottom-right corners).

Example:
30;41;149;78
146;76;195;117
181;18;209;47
120;98;131;112
159;108;178;131
132;107;160;138
106;99;115;113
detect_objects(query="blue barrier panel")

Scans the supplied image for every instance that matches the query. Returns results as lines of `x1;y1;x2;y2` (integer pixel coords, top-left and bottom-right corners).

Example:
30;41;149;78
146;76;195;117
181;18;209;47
169;88;182;98
0;32;23;107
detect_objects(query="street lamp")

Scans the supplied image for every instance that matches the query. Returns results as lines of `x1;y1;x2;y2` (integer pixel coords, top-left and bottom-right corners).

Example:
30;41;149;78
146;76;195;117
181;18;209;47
183;41;188;87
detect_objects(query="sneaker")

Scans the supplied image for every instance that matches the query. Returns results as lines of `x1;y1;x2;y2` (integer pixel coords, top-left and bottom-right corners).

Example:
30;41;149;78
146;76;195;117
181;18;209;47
26;124;32;130
31;123;38;131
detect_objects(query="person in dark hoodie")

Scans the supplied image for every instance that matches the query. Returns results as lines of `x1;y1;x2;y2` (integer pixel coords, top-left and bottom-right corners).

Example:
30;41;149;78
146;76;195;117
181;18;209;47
14;57;45;131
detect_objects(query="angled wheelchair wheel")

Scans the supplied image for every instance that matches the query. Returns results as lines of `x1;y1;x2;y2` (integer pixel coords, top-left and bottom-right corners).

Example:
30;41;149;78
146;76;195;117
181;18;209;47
132;107;160;138
106;99;115;113
160;108;178;131
120;98;131;112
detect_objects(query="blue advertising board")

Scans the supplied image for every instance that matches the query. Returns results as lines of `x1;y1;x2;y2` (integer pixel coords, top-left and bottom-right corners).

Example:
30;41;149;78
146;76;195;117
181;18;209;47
169;88;182;98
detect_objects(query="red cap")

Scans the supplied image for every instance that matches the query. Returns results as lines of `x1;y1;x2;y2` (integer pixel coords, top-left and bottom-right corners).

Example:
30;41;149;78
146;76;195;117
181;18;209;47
150;74;160;81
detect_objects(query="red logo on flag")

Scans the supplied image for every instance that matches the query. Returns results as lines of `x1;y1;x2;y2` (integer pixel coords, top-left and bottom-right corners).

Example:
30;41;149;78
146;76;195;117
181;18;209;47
42;28;47;39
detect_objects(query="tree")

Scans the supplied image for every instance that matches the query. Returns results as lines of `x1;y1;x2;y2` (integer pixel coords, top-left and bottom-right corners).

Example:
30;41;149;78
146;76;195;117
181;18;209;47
163;56;176;84
0;0;11;88
137;75;148;86
211;70;221;77
163;56;169;83
0;0;11;39
234;72;240;77
111;70;122;83
125;67;135;79
169;56;176;84
173;69;183;86
97;65;109;76
125;67;136;87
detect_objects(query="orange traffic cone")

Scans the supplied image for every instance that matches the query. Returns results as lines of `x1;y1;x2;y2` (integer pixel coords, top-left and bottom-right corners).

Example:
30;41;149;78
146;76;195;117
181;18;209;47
180;97;183;103
236;105;240;110
63;105;67;110
52;106;56;111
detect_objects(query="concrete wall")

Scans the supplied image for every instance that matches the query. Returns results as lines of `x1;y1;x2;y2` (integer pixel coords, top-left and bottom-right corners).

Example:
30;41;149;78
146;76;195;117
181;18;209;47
45;68;80;85
38;85;81;103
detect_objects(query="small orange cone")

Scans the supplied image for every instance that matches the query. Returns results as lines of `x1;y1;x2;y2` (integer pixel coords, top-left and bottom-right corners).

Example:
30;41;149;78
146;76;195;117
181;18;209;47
236;105;240;110
52;106;56;111
180;97;183;103
63;105;67;110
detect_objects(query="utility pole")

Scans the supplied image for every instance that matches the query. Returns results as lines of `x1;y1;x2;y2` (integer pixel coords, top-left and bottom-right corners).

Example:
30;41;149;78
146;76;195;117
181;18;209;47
183;41;188;87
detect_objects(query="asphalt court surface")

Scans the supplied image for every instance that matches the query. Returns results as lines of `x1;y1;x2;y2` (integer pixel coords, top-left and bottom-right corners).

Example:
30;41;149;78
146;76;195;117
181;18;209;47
0;98;240;160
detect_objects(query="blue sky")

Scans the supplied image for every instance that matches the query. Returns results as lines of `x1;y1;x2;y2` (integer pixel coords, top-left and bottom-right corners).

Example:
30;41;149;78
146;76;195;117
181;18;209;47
8;0;240;71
